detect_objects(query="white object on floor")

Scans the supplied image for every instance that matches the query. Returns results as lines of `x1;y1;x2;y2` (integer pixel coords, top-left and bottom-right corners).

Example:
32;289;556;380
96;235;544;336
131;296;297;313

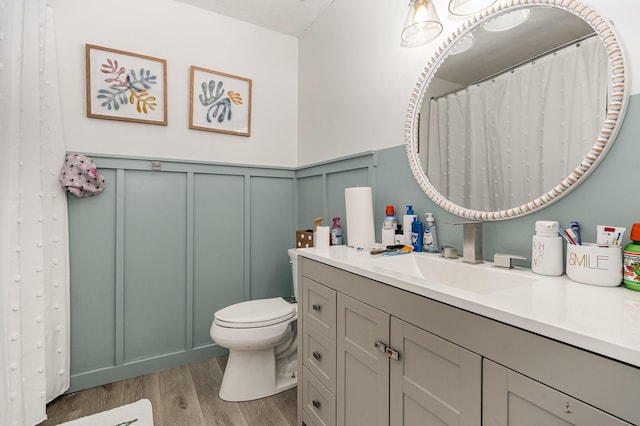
210;248;299;401
56;398;153;426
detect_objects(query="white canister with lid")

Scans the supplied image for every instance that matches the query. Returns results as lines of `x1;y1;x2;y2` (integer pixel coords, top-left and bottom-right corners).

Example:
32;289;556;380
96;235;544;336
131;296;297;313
532;220;563;276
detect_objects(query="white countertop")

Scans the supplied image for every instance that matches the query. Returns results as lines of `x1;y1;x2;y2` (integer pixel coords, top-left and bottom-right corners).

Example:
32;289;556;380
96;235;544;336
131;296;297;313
297;246;640;368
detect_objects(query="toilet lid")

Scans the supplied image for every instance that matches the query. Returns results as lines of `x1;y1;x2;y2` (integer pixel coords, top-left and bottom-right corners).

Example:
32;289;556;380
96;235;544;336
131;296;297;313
215;297;296;328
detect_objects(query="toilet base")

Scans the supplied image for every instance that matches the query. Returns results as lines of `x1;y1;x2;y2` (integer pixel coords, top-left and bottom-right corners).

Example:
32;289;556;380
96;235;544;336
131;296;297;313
219;347;297;402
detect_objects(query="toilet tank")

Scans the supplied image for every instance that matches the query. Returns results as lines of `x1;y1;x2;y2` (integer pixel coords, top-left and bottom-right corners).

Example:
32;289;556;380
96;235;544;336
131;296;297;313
288;248;298;299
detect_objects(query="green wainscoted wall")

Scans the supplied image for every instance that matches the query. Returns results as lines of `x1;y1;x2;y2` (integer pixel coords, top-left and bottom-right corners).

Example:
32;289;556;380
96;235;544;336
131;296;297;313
67;156;299;391
67;153;378;391
296;153;377;239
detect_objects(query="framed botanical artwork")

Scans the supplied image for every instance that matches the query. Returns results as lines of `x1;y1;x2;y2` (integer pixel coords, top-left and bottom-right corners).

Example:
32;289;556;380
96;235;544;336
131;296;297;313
189;66;252;137
85;44;167;125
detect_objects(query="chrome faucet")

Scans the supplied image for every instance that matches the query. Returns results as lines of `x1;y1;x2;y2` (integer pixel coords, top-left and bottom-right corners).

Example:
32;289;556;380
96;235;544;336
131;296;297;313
455;222;483;264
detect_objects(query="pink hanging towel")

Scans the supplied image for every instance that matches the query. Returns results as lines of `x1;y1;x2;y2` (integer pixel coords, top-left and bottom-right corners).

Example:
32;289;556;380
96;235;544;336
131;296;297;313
59;154;105;197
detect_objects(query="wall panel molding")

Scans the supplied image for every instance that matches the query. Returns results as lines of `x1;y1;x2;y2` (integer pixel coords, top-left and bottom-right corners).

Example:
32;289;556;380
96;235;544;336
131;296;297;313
67;152;376;391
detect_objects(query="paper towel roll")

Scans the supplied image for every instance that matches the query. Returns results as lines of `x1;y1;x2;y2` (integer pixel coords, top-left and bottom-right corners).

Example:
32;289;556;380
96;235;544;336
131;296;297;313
345;187;376;248
315;226;330;249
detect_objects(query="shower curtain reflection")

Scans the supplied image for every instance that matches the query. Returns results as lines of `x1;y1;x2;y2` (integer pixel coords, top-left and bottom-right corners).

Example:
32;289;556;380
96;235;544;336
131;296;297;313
426;36;607;212
0;1;70;425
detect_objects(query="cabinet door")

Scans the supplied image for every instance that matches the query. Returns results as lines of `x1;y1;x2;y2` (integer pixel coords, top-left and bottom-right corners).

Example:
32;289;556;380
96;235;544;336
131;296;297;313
336;294;390;426
483;359;629;426
390;318;481;426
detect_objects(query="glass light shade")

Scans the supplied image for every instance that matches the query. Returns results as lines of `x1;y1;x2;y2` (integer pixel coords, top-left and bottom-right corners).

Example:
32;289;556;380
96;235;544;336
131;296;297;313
483;8;531;32
401;0;443;47
449;33;475;55
448;0;498;18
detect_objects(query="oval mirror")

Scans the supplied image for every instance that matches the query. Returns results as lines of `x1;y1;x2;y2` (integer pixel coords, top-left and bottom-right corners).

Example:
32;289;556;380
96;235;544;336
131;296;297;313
406;0;627;220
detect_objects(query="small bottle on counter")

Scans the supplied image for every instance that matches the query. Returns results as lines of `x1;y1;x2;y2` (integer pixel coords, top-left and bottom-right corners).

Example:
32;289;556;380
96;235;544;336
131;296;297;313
331;217;343;246
403;205;417;247
394;225;405;245
531;220;563;276
623;223;640;291
382;205;398;245
411;217;423;252
423;213;439;253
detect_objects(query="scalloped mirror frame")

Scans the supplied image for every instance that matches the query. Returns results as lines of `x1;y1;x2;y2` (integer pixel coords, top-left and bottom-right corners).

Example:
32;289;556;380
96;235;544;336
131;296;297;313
405;0;628;221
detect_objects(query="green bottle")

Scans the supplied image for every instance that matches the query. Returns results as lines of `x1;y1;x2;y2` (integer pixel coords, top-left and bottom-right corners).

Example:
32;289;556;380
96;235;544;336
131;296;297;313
623;223;640;291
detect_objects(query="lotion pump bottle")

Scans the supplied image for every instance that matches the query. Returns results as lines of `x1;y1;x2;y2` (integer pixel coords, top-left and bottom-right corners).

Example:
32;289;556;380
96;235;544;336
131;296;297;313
403;205;417;245
423;213;438;253
532;220;563;276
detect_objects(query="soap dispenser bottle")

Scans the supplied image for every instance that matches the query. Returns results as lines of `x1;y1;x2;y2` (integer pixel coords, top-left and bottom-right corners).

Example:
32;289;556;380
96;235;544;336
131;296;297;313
531;220;563;276
423;213;438;253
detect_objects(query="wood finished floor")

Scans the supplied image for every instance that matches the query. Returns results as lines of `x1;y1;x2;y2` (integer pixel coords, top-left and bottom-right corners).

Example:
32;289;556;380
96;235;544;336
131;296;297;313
40;356;297;426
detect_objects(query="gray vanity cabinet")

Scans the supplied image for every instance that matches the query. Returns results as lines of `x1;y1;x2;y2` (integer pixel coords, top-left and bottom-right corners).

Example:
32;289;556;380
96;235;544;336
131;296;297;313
297;257;638;426
482;360;629;425
300;268;481;426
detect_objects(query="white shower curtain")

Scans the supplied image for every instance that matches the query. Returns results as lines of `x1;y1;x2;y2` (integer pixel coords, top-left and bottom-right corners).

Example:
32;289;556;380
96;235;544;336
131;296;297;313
428;36;607;212
0;1;70;425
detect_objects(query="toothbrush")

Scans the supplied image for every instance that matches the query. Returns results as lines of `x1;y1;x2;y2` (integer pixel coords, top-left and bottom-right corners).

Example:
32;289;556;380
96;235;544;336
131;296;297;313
562;228;577;245
570;221;581;245
558;228;573;244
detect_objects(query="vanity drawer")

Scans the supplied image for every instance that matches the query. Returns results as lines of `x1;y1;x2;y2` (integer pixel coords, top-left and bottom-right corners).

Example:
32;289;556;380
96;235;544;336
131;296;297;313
303;324;337;393
302;277;336;342
302;409;318;426
302;366;336;426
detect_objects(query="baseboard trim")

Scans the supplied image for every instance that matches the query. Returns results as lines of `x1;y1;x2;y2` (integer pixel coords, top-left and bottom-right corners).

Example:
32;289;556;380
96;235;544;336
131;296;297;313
68;345;228;393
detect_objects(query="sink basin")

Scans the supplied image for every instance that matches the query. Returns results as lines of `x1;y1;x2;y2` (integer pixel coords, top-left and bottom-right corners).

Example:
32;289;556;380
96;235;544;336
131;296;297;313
368;253;535;294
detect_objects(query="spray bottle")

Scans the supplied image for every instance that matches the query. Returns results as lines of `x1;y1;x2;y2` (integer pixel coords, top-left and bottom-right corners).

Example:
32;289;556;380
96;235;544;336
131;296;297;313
331;217;343;246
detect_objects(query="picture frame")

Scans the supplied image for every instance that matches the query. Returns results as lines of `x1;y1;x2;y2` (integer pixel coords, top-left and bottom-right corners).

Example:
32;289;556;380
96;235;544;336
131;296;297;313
189;65;252;137
85;44;167;125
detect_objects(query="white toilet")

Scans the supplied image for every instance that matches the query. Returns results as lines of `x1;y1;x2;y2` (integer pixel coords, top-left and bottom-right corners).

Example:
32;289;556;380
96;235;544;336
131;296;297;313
210;248;299;401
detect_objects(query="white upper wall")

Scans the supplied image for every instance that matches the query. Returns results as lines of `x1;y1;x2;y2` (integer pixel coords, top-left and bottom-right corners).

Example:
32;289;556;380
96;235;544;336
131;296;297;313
298;0;640;166
51;0;299;167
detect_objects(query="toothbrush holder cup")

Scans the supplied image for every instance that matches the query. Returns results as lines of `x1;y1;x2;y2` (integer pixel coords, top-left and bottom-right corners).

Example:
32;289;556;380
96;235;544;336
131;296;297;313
566;243;622;287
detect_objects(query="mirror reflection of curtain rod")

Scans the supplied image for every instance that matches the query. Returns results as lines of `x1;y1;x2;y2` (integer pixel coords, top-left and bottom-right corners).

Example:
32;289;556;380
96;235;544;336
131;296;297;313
433;32;597;100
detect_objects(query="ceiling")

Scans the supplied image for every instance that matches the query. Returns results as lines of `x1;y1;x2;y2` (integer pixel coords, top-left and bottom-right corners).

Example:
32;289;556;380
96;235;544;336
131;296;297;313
437;6;595;89
172;1;597;90
172;0;335;37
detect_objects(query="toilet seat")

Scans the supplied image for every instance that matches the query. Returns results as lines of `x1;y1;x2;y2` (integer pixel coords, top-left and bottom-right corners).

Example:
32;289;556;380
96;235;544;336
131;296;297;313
214;297;296;329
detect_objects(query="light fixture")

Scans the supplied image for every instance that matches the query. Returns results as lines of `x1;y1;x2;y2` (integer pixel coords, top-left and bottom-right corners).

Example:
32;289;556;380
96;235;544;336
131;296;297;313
401;0;443;48
449;33;475;55
448;0;497;18
483;8;531;32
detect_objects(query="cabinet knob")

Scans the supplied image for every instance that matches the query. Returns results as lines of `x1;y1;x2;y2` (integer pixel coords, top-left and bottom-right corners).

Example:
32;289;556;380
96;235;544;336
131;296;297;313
312;399;321;409
312;351;322;361
312;304;321;312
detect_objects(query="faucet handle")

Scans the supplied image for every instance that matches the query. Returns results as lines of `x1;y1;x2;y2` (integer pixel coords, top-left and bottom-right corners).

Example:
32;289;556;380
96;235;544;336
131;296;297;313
440;245;458;259
494;253;527;269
